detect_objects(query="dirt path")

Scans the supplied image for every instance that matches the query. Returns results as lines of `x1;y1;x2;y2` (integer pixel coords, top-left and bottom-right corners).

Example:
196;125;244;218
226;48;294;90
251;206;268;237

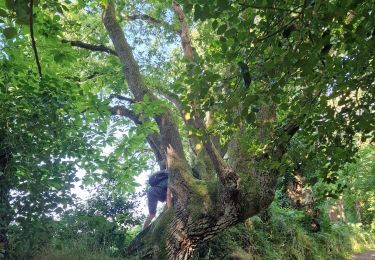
350;249;375;260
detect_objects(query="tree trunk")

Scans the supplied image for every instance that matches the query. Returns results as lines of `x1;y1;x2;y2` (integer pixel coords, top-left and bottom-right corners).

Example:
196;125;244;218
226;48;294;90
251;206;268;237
355;200;362;223
0;142;11;260
129;173;276;259
102;2;298;258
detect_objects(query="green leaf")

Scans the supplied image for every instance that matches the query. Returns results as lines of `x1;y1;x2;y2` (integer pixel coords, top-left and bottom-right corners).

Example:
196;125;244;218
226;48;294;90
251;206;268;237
0;8;7;17
53;53;66;63
217;24;227;34
5;0;15;9
271;95;280;103
216;0;230;10
194;5;204;21
61;5;69;12
246;113;256;124
224;28;237;37
3;26;17;39
212;20;218;30
183;3;193;14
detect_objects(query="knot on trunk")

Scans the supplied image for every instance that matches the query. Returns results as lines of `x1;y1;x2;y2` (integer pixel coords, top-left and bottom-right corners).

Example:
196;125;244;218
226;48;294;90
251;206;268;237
222;168;240;191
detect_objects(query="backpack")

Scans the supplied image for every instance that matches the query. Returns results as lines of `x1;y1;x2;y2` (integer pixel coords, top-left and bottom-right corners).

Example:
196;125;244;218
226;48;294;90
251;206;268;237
148;171;168;187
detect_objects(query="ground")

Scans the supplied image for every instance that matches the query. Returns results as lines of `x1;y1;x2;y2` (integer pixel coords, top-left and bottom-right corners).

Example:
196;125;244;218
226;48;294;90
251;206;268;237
350;249;375;260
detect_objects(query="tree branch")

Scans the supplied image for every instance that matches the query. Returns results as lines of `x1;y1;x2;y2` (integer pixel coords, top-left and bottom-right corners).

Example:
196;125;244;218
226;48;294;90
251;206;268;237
123;13;180;34
103;1;189;182
29;0;42;79
109;94;135;103
255;17;299;42
110;105;166;169
269;120;300;161
271;89;324;158
172;1;194;61
62;39;118;56
203;138;236;185
125;14;163;25
240;3;303;13
110;105;141;123
158;89;201;155
171;1;201;156
158;89;182;111
172;1;232;180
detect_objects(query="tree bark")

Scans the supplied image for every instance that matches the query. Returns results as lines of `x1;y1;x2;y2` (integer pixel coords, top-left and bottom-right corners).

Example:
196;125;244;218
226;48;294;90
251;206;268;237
0;140;11;260
102;2;298;258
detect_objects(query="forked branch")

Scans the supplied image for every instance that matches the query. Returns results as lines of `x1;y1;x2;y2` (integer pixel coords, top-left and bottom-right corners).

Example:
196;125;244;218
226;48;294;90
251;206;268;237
103;1;188;178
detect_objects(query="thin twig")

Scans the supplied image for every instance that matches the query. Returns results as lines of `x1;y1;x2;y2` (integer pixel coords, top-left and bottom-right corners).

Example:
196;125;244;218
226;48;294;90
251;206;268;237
29;0;42;79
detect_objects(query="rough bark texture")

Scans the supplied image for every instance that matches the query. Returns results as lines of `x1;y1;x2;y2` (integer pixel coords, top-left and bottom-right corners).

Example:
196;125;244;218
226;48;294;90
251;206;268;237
103;3;186;164
102;2;298;259
172;1;194;62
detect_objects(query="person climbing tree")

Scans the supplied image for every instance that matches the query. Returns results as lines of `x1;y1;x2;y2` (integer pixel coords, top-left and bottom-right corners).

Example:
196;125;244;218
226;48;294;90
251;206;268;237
143;170;172;229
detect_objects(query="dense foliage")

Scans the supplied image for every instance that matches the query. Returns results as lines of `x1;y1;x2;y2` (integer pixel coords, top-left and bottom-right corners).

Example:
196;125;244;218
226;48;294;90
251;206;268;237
0;0;374;258
195;204;375;260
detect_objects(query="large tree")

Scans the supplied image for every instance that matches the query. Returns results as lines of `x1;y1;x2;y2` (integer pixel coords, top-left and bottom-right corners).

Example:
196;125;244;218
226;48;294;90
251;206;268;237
1;0;374;259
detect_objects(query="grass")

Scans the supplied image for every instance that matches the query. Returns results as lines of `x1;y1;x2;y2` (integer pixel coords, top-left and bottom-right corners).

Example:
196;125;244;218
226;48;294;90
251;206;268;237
28;239;121;260
10;204;375;259
195;204;375;260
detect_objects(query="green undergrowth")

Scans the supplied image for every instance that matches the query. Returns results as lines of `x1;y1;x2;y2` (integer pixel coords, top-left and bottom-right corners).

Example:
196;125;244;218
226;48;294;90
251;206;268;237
12;238;121;260
195;204;375;260
11;204;374;259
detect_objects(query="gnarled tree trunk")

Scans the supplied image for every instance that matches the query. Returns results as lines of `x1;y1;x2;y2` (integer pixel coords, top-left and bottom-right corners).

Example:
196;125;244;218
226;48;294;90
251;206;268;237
102;2;299;258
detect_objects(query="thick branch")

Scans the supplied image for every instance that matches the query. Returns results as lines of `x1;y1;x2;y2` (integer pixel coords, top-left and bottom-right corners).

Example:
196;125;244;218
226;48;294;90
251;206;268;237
29;0;42;79
125;14;163;25
109;94;135;103
110;105;141;123
160;89;202;156
123;13;180;34
172;1;194;61
172;1;231;180
62;39;118;56
203;138;235;184
158;89;182;111
273;120;300;158
271;87;324;157
103;1;188;183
